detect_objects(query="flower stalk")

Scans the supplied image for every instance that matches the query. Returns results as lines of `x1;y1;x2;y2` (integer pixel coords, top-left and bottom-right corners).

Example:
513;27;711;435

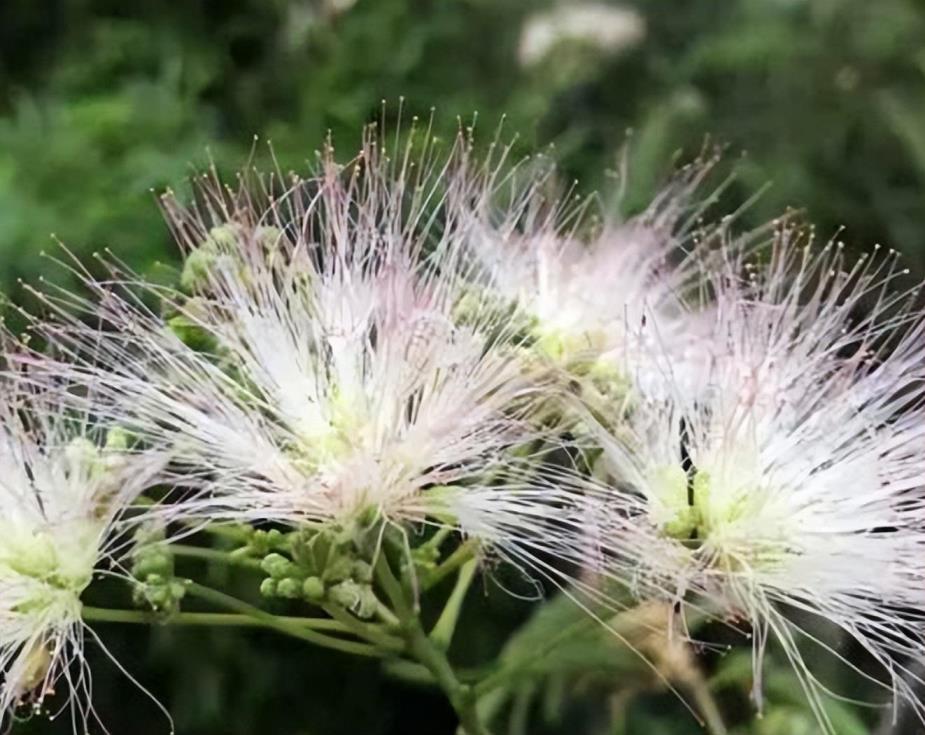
182;581;390;658
375;552;490;735
429;558;478;649
80;606;353;632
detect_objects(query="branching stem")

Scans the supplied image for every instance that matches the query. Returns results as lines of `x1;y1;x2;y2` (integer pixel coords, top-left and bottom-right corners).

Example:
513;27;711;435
423;539;479;591
430;558;477;649
182;581;390;658
170;543;263;571
82;605;348;632
375;553;489;735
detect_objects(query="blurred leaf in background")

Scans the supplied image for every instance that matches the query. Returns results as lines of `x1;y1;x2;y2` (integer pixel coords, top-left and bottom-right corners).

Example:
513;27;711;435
3;0;924;295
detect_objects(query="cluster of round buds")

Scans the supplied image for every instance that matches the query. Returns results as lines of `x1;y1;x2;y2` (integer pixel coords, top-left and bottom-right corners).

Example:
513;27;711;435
258;529;378;618
130;522;187;616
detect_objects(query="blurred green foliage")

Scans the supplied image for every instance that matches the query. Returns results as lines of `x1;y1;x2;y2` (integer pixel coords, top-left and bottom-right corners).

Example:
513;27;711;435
2;0;925;295
2;1;924;733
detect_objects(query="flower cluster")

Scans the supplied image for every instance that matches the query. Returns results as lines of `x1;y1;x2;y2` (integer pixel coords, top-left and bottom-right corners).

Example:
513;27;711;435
0;350;163;731
576;227;925;729
6;125;925;734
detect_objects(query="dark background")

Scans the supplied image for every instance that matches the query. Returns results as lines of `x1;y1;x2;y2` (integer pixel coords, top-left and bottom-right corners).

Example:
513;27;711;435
2;1;924;733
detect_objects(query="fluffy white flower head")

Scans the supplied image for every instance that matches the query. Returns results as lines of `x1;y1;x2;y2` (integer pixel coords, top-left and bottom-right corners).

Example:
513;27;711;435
0;371;160;729
40;129;550;533
584;232;925;730
454;151;740;392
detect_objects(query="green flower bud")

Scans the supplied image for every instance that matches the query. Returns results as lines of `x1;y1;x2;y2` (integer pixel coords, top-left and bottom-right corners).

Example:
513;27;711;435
261;553;298;580
692;470;711;512
133;573;185;615
180;247;217;293
452;289;483;325
205;224;240;250
266;529;286;545
259;578;278;598
167;314;218;353
301;576;325;602
145;586;170;611
131;550;173;580
322;555;354;584
662;505;700;540
328;580;377;619
351;560;373;584
249;528;288;557
587;359;629;400
168;580;187;603
276;578;302;599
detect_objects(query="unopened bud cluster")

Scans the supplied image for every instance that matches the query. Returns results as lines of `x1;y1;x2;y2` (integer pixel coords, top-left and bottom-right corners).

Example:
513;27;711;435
130;523;186;615
257;526;378;619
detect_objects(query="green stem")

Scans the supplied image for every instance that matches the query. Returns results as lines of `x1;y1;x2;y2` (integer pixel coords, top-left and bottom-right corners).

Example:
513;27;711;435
183;581;388;659
429;558;477;649
375;554;489;735
423;539;479;591
320;603;404;653
82;605;350;632
508;685;533;735
420;526;454;553
374;551;414;621
170;543;262;571
375;600;401;627
380;660;488;688
381;659;438;687
475;688;510;728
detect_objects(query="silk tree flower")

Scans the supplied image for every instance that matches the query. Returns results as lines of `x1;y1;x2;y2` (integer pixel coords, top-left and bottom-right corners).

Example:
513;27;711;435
0;364;164;731
558;233;925;731
33;131;554;534
449;148;757;408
